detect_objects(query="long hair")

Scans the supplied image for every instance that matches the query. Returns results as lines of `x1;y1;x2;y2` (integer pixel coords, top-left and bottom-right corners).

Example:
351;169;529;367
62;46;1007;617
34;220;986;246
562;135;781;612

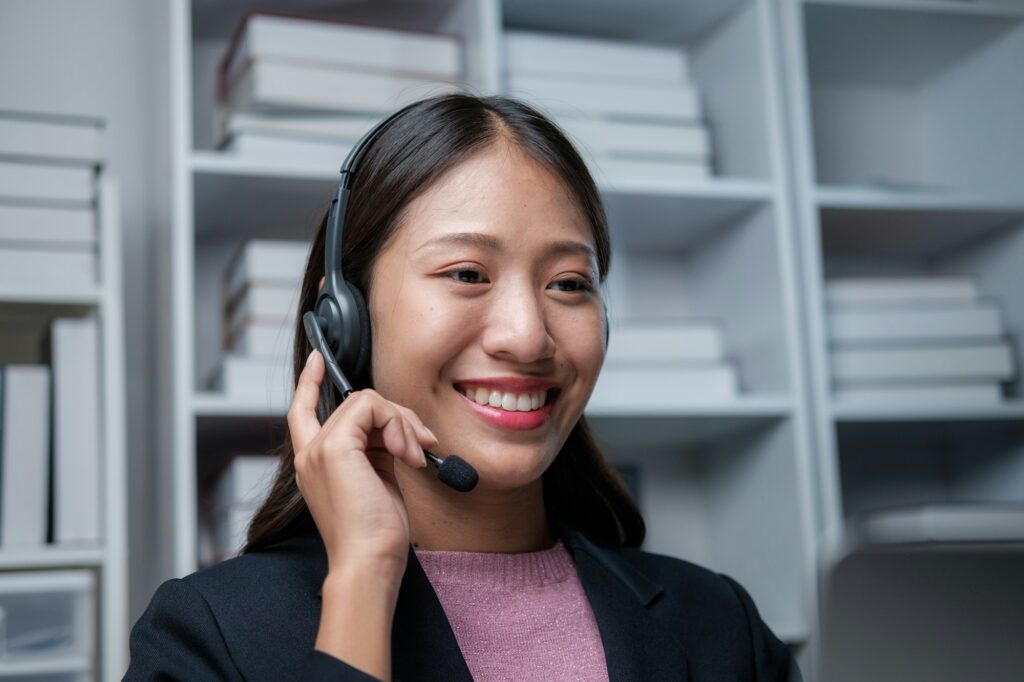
242;93;645;554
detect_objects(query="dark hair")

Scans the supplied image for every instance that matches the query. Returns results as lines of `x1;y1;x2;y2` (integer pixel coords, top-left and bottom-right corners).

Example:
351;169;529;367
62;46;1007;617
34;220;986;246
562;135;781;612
243;93;645;554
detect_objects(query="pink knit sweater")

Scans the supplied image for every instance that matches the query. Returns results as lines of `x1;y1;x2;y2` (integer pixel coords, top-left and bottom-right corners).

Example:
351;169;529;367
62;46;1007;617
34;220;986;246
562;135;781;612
414;540;610;681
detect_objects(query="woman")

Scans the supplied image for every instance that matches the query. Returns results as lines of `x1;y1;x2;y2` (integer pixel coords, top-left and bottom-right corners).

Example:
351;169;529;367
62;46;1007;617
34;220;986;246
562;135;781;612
126;94;798;681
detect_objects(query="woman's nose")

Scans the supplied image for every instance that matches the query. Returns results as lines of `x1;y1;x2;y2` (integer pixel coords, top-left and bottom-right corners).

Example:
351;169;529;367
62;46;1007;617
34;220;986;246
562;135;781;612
481;289;556;364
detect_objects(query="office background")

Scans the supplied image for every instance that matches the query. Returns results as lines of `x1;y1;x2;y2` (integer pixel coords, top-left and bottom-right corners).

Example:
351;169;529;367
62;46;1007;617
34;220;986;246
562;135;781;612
1;0;1023;680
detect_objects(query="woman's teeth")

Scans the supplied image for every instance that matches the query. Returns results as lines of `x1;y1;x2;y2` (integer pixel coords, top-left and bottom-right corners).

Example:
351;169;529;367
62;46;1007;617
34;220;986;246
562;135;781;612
458;386;549;412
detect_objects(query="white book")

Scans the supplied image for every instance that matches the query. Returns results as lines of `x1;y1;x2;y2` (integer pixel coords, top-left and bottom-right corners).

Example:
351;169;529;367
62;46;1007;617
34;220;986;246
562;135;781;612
557;115;711;160
0;365;50;546
856;503;1024;545
225;13;461;85
585;156;711;184
826;276;978;308
833;382;1003;407
0;113;103;165
218;111;378;148
227;59;461;115
214;455;278;512
224;239;308;301
828;303;1004;344
223;133;353;166
606;320;724;363
589;362;738;409
50;317;101;544
504;31;689;85
227;318;295;359
0;203;95;245
507;73;702;122
210;503;259;560
208;355;294;406
831;342;1015;383
0;246;97;293
227;283;300;333
0;161;94;203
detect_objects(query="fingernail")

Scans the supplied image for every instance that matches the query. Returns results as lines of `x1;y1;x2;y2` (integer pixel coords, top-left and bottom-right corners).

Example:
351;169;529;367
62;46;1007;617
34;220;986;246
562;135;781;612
424;426;438;444
306;349;316;366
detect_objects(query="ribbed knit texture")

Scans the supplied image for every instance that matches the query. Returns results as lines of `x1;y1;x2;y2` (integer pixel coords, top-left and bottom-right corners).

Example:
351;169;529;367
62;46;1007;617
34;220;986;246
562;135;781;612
414;540;610;681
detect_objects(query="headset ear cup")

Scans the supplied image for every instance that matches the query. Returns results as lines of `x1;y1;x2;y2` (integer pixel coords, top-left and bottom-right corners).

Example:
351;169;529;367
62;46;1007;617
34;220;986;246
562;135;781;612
346;281;372;383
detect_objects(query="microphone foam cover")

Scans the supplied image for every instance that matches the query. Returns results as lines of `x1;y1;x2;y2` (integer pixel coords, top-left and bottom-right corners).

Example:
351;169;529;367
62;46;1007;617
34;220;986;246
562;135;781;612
437;455;479;492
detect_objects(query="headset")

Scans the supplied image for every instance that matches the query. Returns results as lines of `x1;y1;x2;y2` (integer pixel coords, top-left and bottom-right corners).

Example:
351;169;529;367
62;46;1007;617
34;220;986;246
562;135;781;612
302;103;480;493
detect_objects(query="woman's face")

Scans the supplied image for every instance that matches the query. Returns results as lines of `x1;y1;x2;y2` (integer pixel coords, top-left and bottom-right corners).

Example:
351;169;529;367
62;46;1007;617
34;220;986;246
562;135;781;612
368;141;606;492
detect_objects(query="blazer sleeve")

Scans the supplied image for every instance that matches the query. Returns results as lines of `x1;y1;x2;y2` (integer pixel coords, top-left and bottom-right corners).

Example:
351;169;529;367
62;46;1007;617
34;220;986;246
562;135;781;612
719;574;803;682
124;578;382;682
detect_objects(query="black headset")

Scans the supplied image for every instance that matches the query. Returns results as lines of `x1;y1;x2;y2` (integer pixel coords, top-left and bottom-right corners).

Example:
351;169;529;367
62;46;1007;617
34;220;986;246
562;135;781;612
302;102;482;492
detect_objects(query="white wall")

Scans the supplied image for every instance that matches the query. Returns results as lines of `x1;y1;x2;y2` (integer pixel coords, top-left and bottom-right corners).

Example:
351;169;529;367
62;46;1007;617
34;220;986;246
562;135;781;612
0;0;170;623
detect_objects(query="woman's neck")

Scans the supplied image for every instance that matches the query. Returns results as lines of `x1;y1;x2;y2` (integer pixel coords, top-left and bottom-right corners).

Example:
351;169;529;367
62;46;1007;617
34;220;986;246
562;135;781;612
398;467;556;553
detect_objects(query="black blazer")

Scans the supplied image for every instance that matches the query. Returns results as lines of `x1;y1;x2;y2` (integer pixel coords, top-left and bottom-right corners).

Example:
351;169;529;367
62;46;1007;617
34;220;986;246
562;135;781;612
125;521;799;681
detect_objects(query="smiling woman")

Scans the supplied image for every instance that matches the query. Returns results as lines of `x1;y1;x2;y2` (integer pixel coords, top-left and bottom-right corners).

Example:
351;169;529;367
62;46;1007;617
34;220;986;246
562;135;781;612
124;94;799;682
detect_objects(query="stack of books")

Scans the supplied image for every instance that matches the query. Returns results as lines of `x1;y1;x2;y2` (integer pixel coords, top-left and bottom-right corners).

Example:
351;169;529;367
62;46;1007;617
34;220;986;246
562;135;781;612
0;316;102;548
216;12;463;163
206;455;278;562
503;31;712;185
207;239;307;403
590;319;739;409
826;276;1016;406
0;111;102;295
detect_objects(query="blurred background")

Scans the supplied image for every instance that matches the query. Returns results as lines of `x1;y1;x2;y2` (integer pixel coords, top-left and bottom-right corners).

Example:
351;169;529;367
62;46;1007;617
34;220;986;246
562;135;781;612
1;0;1023;679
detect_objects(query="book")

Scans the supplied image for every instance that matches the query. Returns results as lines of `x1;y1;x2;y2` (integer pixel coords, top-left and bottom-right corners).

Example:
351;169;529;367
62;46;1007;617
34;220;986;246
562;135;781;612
606;320;724;363
207;355;294;407
0;365;50;546
48;317;101;544
0;161;94;203
0;246;97;293
226;59;461;115
222;132;353;165
213;455;278;512
504;30;690;85
557;115;711;161
507;73;702;122
227;282;299;333
0;112;103;165
0;203;95;245
825;276;978;308
828;302;1004;345
217;110;378;149
227;318;295;359
830;342;1015;383
832;382;1003;406
222;13;461;89
224;239;308;302
590;362;739;408
584;156;711;184
854;503;1024;545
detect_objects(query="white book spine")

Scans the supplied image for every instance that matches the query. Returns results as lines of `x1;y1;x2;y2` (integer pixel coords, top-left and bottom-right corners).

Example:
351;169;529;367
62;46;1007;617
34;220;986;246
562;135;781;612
504;31;689;85
224;134;353;165
0;162;94;203
1;365;50;546
231;14;461;83
828;303;1004;344
589;363;738;408
210;503;259;560
228;319;295;359
859;504;1024;544
831;342;1015;383
51;317;101;544
0;247;97;293
606;322;724;363
225;239;308;301
0;204;95;245
214;455;278;511
220;111;378;147
209;355;293;406
507;73;702;122
0;118;102;164
228;284;299;333
228;60;460;115
825;277;978;307
557;116;711;160
585;157;711;184
833;382;1003;406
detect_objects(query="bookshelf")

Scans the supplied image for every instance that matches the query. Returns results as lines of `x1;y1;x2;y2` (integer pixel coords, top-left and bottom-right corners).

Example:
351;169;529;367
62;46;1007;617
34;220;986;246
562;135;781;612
160;0;848;676
0;174;128;679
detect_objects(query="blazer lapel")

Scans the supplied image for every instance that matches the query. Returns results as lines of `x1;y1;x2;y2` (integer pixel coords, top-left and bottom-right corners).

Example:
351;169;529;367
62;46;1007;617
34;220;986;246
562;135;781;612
391;547;473;682
560;527;691;681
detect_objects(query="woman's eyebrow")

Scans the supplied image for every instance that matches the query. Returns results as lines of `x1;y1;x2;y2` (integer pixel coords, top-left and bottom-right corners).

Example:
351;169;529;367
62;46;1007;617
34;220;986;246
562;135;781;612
415;232;596;260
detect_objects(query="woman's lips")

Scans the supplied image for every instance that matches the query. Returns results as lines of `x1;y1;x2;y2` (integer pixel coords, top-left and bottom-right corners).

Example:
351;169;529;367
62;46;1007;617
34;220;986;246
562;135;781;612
454;386;555;431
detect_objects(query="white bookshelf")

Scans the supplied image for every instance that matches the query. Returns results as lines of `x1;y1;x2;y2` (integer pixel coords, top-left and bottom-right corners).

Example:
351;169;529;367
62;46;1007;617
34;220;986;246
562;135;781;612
0;175;128;679
162;0;824;675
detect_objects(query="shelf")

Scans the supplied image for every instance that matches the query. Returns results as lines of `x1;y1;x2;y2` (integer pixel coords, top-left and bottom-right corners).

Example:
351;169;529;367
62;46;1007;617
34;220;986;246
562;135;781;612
804;1;1022;84
0;655;91;676
193;391;290;417
832;400;1024;423
0;287;100;306
849;502;1024;547
0;547;103;571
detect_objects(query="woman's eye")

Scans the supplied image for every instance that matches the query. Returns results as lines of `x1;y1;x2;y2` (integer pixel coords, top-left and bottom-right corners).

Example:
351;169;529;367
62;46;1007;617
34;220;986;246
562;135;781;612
551;277;595;293
447;269;488;284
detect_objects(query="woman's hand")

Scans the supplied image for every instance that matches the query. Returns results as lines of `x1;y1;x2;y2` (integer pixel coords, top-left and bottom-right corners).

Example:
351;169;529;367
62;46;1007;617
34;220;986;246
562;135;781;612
288;349;438;580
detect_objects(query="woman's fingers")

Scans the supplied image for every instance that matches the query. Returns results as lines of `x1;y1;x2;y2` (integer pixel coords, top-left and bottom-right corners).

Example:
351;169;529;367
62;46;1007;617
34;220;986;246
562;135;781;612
288;349;325;453
320;390;428;470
